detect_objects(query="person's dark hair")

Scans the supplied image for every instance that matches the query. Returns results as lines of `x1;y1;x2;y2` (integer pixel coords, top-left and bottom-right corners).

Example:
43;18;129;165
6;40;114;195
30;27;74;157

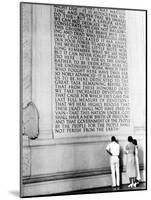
133;139;137;145
111;136;116;142
128;136;133;142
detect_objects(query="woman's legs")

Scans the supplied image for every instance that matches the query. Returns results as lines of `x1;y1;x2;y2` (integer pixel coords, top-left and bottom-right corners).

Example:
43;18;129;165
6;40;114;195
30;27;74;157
133;177;137;187
128;178;132;187
128;177;136;188
132;178;134;184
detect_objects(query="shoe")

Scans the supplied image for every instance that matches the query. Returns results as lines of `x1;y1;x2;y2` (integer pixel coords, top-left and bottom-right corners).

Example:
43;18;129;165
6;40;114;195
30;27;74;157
133;183;136;187
136;180;140;185
128;184;132;188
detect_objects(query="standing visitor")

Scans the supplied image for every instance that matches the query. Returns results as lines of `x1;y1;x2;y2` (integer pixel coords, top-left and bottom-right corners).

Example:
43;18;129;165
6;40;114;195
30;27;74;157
106;136;120;188
133;139;141;185
125;136;136;188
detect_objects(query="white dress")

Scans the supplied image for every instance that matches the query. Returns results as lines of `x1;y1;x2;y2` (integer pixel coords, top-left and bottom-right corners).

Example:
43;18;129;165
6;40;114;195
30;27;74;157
126;142;136;178
135;146;141;181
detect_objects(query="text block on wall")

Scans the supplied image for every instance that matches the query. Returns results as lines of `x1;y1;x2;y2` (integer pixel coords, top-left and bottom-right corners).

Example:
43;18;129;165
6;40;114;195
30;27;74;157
51;6;132;138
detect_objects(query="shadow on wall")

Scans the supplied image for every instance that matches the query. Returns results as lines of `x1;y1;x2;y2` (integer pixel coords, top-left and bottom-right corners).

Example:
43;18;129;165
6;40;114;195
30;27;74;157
138;145;145;181
138;144;145;169
119;145;125;185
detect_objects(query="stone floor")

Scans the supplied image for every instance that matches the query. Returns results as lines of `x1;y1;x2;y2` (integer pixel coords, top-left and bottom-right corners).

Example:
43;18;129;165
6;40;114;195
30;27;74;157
27;182;146;198
55;182;146;196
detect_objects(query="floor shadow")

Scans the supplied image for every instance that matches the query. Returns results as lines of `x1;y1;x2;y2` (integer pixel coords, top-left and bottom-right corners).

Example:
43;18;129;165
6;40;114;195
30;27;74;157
9;190;19;197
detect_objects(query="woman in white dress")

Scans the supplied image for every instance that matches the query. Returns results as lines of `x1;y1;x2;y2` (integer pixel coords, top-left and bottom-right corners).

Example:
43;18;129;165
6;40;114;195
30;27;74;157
125;136;137;188
133;139;141;185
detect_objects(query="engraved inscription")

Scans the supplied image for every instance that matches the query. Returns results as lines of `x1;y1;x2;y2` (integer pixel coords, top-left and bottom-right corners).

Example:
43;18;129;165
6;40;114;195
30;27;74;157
53;6;130;135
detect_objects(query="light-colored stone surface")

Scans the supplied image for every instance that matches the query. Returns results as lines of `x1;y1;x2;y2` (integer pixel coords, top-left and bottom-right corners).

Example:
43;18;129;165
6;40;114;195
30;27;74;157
22;169;145;197
22;146;30;177
31;4;53;138
126;11;146;127
23;173;111;196
27;132;145;177
22;3;32;108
